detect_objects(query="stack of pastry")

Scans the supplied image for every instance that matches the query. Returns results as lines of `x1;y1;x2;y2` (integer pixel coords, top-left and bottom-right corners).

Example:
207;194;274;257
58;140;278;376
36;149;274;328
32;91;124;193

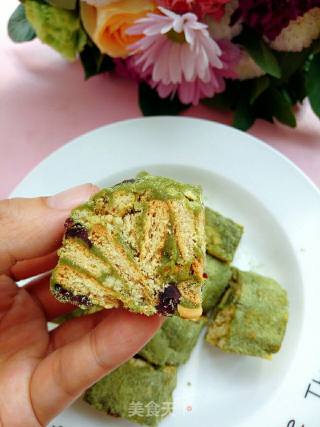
51;173;288;427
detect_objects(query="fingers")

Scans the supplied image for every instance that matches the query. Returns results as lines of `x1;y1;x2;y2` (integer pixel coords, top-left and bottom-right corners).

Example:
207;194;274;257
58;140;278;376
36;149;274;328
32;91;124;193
0;184;98;275
49;310;111;350
30;310;163;425
25;273;75;321
10;252;58;282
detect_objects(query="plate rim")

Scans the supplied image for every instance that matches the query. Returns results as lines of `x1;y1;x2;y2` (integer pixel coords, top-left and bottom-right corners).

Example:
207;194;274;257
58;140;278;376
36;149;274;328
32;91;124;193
10;116;320;199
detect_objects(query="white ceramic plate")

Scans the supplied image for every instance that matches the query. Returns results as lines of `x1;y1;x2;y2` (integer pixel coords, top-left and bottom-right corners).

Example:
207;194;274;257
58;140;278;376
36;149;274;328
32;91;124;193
11;117;320;427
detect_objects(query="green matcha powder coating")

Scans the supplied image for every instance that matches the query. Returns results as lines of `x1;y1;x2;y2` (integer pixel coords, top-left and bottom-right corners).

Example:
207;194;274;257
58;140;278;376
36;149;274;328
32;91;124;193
205;207;244;263
202;255;232;313
139;316;206;366
84;358;177;427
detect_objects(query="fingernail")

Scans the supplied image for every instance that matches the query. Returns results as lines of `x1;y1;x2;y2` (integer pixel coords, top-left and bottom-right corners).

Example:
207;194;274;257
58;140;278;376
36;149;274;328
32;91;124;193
47;184;98;210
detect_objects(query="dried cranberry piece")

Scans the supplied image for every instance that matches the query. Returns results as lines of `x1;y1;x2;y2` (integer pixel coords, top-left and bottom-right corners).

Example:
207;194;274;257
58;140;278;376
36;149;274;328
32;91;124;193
65;222;92;247
64;217;74;229
54;283;63;294
54;284;73;300
54;284;92;307
203;273;208;279
71;294;92;307
156;284;181;316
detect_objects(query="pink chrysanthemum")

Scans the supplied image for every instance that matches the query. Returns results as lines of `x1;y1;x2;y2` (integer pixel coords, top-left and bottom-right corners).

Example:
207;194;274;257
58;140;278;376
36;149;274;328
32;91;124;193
232;0;320;40
127;7;240;105
157;0;231;20
153;39;239;104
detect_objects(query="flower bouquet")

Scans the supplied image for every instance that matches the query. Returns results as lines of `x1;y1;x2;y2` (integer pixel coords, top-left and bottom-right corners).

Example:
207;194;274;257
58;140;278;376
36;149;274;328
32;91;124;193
8;0;320;130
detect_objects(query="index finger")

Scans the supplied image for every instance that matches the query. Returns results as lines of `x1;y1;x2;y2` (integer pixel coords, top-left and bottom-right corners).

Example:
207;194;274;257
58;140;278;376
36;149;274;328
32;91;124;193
0;184;98;275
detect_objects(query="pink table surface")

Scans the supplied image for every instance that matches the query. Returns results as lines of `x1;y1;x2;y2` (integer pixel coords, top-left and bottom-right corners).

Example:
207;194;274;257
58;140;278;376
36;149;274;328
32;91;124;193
1;1;320;200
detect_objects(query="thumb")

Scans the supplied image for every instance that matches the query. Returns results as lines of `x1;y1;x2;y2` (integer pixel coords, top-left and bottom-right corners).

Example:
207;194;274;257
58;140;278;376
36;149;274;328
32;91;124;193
30;310;163;425
0;184;98;275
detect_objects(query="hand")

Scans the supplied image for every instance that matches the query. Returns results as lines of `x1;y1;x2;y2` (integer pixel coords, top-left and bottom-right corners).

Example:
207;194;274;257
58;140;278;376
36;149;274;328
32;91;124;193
0;185;163;427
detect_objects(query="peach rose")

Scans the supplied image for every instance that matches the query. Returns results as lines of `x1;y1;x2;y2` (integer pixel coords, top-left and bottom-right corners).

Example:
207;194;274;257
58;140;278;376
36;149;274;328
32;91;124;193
82;0;120;6
80;0;155;58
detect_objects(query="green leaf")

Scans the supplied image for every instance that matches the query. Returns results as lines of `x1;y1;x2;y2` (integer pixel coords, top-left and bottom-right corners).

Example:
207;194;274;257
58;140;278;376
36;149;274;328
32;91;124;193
139;82;189;116
46;0;77;10
202;93;233;111
80;43;115;79
203;75;300;129
306;53;320;118
268;88;296;127
254;104;274;123
203;80;252;111
312;39;320;55
237;27;281;78
276;50;310;81
250;76;270;104
233;98;255;131
7;4;36;43
286;71;306;104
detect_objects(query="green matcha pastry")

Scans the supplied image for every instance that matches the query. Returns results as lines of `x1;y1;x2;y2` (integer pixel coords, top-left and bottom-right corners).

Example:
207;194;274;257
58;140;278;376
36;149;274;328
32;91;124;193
84;358;177;427
202;255;232;314
206;268;289;358
205;207;243;263
51;174;206;319
139;316;206;366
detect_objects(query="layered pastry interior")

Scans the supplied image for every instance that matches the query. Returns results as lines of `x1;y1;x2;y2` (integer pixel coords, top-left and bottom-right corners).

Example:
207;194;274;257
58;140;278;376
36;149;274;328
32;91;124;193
51;174;206;319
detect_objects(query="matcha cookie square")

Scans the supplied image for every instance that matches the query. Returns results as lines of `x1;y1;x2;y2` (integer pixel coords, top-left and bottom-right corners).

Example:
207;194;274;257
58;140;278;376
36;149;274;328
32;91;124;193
51;174;206;319
84;358;177;427
139;316;206;366
202;255;232;314
206;268;289;359
205;207;243;263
